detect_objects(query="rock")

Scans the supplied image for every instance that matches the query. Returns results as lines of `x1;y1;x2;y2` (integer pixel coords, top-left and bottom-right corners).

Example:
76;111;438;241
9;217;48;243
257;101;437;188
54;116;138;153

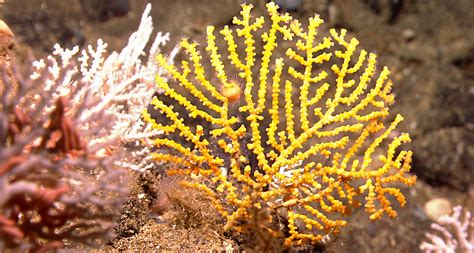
153;0;253;36
80;0;130;22
1;1;85;52
412;125;474;191
401;28;416;41
327;3;342;27
275;0;304;12
436;78;474;127
399;42;437;63
439;38;473;65
452;50;474;79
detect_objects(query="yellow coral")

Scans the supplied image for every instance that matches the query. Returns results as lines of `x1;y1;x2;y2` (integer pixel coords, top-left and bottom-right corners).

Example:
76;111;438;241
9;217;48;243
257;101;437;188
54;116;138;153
144;2;416;246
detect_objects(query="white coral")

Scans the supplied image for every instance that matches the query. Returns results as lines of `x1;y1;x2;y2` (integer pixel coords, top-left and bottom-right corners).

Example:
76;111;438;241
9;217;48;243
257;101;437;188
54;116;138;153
0;3;174;251
30;3;174;172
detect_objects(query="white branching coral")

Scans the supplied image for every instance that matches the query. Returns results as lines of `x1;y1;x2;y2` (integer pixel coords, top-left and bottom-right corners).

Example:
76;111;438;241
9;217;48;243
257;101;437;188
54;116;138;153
420;206;474;253
0;4;171;251
30;3;173;172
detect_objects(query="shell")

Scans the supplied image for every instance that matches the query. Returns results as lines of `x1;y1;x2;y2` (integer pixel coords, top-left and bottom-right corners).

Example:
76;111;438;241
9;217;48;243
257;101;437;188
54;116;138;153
424;198;452;221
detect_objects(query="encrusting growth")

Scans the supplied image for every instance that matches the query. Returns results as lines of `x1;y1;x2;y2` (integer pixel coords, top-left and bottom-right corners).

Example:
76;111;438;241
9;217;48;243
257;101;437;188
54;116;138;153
144;2;416;246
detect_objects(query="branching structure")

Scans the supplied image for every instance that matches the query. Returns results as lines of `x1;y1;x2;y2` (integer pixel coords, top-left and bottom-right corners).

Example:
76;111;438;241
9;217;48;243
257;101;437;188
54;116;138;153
421;206;473;253
144;3;416;246
30;3;171;173
0;59;128;252
0;4;169;251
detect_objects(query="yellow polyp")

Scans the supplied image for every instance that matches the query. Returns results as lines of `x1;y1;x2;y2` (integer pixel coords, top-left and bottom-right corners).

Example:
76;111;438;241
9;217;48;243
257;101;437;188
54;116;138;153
144;1;415;247
221;80;241;103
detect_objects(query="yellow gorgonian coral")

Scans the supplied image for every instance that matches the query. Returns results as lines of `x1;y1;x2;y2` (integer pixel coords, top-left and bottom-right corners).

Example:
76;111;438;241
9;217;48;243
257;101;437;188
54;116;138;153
144;2;416;246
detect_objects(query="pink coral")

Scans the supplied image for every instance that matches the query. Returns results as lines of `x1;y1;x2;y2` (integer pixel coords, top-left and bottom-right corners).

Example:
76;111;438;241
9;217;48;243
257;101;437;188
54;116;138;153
421;205;474;253
0;4;170;251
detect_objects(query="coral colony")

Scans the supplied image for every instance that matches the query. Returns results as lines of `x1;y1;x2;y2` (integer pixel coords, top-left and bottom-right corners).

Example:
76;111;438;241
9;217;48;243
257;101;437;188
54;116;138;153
0;4;168;251
421;206;473;253
145;2;416;246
